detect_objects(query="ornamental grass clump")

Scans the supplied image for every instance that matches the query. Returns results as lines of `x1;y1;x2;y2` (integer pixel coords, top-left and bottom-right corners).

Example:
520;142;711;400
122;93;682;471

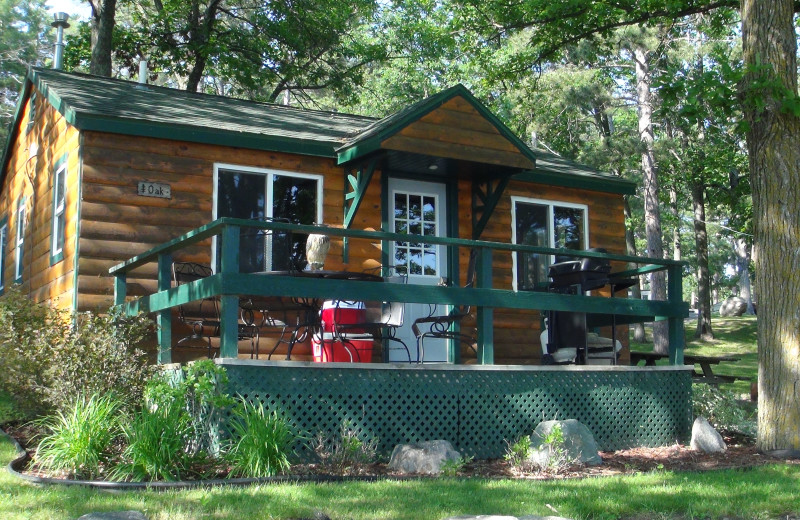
225;398;294;478
111;394;196;482
34;392;123;479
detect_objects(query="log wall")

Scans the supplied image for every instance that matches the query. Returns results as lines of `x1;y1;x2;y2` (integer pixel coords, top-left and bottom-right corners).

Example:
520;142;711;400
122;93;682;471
0;87;80;310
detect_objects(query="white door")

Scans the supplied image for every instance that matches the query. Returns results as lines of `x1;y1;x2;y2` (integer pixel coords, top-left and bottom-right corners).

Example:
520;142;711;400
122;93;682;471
388;178;449;362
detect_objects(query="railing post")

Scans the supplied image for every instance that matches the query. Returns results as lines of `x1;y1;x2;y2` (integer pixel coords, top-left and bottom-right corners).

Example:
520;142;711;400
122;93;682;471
219;224;240;358
476;247;494;365
667;263;684;365
157;253;172;364
113;273;127;306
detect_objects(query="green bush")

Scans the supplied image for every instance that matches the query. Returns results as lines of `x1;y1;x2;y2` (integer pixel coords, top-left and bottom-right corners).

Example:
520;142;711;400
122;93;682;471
693;383;756;438
34;393;123;479
0;286;154;417
311;420;378;472
112;395;196;482
225;398;294;477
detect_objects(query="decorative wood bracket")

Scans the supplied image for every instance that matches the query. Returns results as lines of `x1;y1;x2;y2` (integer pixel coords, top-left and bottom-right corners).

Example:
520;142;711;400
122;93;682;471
342;158;378;261
472;173;512;239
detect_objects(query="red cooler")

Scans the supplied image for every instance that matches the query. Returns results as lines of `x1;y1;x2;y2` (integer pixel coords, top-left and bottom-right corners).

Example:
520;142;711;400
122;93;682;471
312;333;374;363
320;300;366;333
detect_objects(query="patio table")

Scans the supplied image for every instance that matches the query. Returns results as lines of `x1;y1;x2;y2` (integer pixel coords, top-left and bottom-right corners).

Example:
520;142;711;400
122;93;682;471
629;351;748;385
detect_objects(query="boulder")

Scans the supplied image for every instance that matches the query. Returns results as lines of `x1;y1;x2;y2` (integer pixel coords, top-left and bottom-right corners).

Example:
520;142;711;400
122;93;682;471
388;440;461;475
690;416;726;453
719;297;748;317
529;419;602;467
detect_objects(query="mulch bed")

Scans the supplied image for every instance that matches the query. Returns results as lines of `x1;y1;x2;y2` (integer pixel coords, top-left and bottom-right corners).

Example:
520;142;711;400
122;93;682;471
4;422;794;482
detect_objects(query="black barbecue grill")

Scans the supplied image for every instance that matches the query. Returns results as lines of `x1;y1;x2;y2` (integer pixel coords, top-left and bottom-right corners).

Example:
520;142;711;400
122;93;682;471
548;248;612;293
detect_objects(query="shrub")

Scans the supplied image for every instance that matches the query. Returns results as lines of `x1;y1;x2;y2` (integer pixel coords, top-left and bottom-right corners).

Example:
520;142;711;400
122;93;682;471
504;434;534;473
0;286;154;417
311;420;378;473
225;398;294;477
0;286;66;416
34;393;123;479
693;383;756;438
440;455;473;477
46;308;155;412
112;394;195;482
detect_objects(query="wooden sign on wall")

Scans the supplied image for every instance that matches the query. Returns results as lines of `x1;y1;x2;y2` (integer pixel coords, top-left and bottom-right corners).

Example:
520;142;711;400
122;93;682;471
137;181;171;199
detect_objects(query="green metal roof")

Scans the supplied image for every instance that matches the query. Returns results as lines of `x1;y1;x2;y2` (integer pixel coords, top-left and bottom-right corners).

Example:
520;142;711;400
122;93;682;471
0;68;636;195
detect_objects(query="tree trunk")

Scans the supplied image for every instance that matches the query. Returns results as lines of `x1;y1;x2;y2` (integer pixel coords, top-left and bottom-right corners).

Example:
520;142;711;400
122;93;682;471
624;198;647;343
89;0;116;77
734;237;756;314
634;43;668;354
691;181;714;340
742;0;800;455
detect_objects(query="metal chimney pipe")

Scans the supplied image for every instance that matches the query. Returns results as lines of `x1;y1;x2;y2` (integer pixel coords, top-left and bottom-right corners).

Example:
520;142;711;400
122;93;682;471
51;13;70;70
138;60;148;84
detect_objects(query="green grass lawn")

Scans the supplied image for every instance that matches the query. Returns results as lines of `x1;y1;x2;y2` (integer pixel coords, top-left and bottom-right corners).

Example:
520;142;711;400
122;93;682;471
631;315;758;396
1;433;799;520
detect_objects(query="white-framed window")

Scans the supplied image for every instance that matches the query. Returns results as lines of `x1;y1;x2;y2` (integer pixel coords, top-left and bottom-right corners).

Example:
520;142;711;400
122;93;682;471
14;198;26;282
511;196;589;291
51;159;67;263
0;218;7;293
212;164;323;272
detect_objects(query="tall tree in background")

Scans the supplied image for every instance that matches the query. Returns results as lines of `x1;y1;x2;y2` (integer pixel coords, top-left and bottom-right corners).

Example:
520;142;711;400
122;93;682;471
86;0;116;76
0;0;51;141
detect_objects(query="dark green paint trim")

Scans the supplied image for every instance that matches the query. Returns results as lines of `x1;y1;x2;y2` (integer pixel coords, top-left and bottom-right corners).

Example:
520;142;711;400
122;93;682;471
0;215;8;295
472;174;512;239
110;217;687;277
667;263;685;365
475;247;494;365
157;253;173;364
49;153;69;266
13;196;25;284
380;170;390;270
74;114;337;158
72;135;84;312
0;75;34;185
513;170;636;195
343;160;377;229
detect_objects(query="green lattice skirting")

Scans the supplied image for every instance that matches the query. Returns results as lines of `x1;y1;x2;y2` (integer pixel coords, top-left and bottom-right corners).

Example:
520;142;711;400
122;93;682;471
215;361;692;460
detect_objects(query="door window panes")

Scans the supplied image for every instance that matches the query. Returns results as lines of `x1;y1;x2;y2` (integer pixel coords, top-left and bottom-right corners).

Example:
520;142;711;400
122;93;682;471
393;191;439;276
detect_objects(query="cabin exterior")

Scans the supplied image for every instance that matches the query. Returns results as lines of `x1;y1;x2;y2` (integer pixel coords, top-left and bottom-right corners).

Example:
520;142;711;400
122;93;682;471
0;67;642;364
1;68;692;454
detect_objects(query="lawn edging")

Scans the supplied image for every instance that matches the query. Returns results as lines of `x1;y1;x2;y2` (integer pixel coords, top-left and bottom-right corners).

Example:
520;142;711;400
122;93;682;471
1;428;407;490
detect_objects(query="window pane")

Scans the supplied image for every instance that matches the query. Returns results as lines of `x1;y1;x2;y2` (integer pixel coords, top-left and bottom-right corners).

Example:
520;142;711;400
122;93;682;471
423;250;437;276
394;194;407;219
272;175;319;271
409;249;423;275
553;206;584;251
217;170;266;273
408;195;421;220
515;202;548;290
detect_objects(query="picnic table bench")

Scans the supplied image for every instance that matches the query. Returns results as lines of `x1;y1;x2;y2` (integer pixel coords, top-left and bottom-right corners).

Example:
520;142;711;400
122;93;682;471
629;351;751;385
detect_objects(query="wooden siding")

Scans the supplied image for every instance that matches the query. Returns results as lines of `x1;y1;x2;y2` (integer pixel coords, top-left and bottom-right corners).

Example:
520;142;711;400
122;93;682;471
381;98;536;170
0;87;80;309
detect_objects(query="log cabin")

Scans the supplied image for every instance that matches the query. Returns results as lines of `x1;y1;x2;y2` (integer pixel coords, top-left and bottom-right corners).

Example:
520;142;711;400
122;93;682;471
0;67;692;455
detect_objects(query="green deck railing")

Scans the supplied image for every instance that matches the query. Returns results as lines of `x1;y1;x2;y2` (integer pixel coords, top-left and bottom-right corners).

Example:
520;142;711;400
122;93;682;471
109;218;689;364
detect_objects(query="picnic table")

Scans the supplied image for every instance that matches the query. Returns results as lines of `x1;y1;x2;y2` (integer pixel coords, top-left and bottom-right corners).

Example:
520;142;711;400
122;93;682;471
629;351;750;385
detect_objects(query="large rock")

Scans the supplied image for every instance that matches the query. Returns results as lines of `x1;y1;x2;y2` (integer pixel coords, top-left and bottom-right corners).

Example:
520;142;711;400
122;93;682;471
691;417;726;453
719;297;748;317
529;420;602;467
388;440;461;475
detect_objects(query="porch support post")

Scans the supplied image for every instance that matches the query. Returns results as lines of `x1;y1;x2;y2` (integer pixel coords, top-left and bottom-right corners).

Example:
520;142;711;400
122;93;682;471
667;264;684;365
472;173;512;239
156;252;172;364
475;247;494;364
113;273;127;307
342;159;377;262
219;224;240;359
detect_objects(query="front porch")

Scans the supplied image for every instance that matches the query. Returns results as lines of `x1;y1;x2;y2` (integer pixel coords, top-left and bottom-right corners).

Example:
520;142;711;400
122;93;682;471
111;218;692;452
110;218;689;366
